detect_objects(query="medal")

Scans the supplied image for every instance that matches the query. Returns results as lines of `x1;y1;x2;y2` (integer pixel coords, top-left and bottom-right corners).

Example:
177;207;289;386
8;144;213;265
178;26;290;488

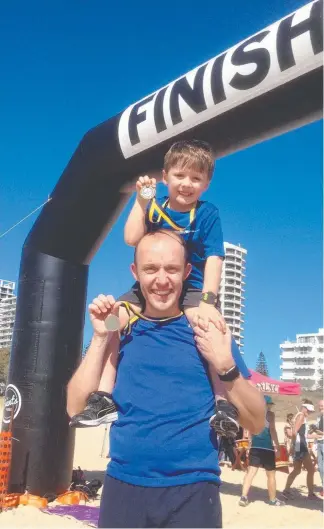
104;314;120;332
140;185;156;200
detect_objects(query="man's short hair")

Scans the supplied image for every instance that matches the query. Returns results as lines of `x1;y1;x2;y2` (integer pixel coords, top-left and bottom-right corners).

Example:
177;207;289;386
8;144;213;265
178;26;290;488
164;139;215;180
134;230;189;265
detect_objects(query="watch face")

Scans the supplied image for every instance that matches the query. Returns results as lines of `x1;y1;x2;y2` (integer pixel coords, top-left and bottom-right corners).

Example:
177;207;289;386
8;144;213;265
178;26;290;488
140;185;156;200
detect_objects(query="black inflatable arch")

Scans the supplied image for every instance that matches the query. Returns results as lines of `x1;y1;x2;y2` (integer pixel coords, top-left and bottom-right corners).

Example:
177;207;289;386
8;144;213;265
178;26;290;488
2;0;323;495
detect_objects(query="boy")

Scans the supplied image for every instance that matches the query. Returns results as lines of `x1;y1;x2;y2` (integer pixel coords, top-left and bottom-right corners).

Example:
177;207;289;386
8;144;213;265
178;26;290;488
70;140;240;437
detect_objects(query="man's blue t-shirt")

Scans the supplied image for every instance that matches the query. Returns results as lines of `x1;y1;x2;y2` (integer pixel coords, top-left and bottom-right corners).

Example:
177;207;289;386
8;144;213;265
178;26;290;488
107;314;250;488
145;197;225;289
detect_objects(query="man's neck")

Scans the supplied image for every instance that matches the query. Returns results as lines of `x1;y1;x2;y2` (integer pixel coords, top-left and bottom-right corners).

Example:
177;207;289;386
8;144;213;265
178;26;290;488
143;305;182;319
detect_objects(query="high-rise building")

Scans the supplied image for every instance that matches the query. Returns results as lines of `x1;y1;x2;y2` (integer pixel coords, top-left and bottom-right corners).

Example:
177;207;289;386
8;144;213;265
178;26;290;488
0;279;16;349
280;328;324;390
219;243;247;353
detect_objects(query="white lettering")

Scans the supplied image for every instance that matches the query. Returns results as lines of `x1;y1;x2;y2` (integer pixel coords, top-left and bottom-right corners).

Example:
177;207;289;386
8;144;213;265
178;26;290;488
118;1;322;159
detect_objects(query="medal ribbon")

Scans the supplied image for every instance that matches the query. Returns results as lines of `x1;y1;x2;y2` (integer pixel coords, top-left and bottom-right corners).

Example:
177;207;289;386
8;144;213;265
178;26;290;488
148;198;196;232
121;301;183;335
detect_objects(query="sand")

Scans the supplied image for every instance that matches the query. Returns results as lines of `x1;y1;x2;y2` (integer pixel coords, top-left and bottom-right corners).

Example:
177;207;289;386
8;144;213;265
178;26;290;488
0;401;323;528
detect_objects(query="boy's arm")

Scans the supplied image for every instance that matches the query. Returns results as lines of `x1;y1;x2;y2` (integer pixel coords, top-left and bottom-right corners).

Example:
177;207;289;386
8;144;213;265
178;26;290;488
202;255;223;296
124;176;156;246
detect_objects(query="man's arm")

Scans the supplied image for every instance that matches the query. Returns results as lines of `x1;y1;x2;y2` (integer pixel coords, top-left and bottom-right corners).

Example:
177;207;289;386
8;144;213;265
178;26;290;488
66;295;128;417
67;333;112;417
124;176;155;246
209;366;265;434
194;324;266;434
268;410;280;453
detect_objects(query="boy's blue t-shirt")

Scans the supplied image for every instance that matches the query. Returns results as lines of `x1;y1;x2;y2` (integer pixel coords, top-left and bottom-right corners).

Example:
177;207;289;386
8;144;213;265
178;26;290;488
107;314;250;488
145;196;225;289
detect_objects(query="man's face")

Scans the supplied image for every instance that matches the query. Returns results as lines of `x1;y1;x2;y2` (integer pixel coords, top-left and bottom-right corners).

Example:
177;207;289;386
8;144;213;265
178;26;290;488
131;234;191;316
162;165;210;210
319;400;324;413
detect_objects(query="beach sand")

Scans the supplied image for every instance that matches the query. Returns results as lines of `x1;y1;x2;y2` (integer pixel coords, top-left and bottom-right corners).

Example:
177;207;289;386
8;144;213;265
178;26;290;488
0;402;323;527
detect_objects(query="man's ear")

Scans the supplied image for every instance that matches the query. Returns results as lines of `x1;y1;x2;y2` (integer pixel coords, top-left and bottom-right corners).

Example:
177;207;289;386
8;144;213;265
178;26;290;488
130;262;138;281
184;262;192;281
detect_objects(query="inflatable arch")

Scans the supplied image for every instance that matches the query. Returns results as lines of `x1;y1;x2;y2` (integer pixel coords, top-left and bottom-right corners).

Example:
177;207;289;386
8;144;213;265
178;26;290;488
2;0;322;495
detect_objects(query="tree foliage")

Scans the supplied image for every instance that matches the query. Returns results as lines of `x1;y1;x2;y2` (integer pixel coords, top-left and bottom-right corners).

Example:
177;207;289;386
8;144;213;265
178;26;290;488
0;347;10;382
255;351;269;377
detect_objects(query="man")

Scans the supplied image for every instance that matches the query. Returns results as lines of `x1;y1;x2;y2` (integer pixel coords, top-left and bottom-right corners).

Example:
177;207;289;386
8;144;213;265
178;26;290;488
239;395;285;507
67;230;265;528
312;400;323;496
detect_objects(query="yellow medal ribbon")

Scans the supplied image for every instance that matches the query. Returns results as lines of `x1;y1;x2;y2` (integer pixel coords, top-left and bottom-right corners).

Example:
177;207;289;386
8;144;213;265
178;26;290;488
148;198;196;232
121;301;183;335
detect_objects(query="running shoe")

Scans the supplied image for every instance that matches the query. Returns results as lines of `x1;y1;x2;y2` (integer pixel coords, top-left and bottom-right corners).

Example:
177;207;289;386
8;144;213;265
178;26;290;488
210;401;240;438
308;493;321;500
281;489;294;500
239;496;249;507
269;498;285;506
69;392;118;428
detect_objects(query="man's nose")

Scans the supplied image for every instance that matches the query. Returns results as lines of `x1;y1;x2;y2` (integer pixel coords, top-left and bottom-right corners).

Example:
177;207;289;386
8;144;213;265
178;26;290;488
156;269;169;285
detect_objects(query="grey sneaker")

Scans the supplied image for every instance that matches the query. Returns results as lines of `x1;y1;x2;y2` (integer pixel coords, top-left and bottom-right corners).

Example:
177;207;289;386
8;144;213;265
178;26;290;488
239;496;249;507
269;498;285;506
69;392;118;428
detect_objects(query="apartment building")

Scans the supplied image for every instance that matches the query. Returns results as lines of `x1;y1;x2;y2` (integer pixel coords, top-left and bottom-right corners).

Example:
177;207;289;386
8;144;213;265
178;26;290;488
280;328;324;390
219;243;247;353
0;279;16;349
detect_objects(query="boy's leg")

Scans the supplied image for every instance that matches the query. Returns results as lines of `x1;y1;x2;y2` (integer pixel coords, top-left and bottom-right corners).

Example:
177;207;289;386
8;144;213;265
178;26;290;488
184;304;239;438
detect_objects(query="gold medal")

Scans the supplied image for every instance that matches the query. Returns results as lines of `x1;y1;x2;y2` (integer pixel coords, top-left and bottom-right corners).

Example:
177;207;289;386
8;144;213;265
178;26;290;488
140;185;156;200
104;314;120;332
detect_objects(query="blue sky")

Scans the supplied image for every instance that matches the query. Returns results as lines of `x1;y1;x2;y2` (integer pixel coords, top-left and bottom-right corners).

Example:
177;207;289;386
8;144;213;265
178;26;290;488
0;0;322;379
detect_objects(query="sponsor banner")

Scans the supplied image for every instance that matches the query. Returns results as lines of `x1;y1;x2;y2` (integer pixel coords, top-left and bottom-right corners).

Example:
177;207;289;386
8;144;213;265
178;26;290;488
256;382;280;394
118;0;322;159
3;383;22;424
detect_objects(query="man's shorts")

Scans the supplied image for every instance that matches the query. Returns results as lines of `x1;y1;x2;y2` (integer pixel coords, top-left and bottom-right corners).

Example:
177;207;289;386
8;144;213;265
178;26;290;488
293;447;309;462
98;475;222;528
249;448;276;471
118;282;221;310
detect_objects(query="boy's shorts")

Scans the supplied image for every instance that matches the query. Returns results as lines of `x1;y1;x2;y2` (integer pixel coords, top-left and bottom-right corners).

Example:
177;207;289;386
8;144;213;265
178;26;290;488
118;282;221;310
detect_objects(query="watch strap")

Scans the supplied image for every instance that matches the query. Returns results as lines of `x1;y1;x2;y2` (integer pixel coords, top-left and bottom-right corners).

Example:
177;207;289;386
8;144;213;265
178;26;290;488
218;365;240;382
201;291;217;305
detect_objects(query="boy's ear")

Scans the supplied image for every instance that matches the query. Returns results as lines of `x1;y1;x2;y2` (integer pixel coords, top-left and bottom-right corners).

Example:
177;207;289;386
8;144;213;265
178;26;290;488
130;262;138;281
162;170;168;185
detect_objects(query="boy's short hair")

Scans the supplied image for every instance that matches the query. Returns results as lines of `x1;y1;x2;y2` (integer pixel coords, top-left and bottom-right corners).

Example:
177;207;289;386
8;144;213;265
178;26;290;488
164;140;215;180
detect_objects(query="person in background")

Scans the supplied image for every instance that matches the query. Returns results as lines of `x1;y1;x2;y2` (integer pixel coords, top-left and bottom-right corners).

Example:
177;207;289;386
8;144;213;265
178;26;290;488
309;400;324;497
239;395;285;507
282;400;320;500
284;413;294;458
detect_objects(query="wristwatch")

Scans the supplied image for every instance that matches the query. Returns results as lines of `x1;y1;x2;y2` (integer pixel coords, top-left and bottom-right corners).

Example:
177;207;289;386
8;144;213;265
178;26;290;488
201;291;218;305
218;365;240;382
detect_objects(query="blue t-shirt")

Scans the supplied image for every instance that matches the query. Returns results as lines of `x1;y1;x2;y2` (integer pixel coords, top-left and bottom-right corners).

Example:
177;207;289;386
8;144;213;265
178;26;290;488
107;314;250;487
145;197;225;289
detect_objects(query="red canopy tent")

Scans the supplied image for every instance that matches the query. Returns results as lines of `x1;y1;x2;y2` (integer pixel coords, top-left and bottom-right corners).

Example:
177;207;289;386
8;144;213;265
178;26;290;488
249;369;301;396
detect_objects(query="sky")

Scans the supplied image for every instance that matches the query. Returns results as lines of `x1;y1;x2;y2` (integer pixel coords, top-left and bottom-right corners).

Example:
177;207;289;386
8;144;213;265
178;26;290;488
0;0;322;379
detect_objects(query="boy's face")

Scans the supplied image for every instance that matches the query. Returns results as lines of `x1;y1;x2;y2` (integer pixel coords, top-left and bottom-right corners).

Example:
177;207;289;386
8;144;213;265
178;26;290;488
162;164;210;210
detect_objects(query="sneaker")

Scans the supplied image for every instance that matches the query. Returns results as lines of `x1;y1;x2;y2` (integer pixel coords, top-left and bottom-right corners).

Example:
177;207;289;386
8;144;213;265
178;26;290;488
69;392;118;428
239;496;249;507
210;412;239;438
308;493;321;500
269;498;285;506
281;489;294;500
